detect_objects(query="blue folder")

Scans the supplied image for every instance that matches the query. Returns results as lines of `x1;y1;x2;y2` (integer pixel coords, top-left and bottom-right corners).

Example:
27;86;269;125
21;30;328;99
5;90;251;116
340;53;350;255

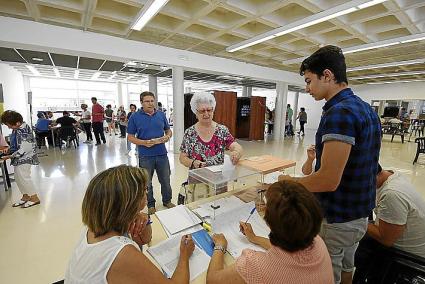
191;229;214;257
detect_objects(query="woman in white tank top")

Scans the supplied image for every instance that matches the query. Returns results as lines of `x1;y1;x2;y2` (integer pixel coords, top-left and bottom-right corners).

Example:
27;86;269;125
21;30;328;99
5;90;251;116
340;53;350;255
65;165;195;284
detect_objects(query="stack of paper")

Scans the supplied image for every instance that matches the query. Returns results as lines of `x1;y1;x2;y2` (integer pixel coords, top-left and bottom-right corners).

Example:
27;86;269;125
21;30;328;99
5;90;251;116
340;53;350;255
155;205;202;236
193;195;245;218
211;201;270;258
147;234;210;281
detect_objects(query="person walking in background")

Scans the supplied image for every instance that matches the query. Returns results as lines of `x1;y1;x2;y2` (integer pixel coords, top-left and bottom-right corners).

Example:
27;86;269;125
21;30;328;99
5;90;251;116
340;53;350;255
117;105;127;138
279;45;382;284
1;110;40;208
91;97;106;146
285;104;294;136
297;107;308;136
80;104;93;143
127;92;175;215
105;104;117;136
126;104;137;153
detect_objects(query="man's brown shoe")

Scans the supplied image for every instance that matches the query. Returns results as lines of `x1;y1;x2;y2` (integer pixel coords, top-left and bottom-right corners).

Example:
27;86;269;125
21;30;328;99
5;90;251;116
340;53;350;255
164;202;176;209
148;207;156;215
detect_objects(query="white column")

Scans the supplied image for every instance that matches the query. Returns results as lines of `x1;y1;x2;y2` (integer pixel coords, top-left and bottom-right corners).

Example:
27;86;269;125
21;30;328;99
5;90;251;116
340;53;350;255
273;82;288;140
292;91;299;130
247;86;252;97
172;66;184;153
117;82;123;107
242;86;248;97
378;101;385;116
149;74;157;95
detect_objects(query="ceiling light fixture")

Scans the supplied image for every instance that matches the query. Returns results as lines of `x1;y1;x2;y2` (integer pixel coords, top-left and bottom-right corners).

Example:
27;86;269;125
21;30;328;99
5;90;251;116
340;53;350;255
351;70;425;80
26;65;40;76
227;0;388;52
347;58;425;72
91;72;101;80
32;57;43;62
74;70;79;79
54;68;60;78
131;0;170;31
367;79;425;85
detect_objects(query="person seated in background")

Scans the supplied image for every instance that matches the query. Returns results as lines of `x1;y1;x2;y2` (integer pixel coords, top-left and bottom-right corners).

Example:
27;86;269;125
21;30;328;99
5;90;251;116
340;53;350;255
54;111;78;145
206;180;334;284
366;164;425;257
35;112;53;146
65;165;194;284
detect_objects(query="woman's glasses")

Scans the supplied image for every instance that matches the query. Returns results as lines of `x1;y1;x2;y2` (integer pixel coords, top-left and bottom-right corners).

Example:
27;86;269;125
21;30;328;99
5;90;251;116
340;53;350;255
197;108;214;114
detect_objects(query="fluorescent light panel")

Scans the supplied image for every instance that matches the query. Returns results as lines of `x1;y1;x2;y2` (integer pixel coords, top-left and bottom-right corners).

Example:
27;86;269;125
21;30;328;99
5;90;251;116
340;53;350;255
351;70;425;80
74;70;79;79
367;79;425;85
227;0;389;52
54;68;60;78
131;0;169;31
347;59;425;72
91;71;101;80
26;65;40;76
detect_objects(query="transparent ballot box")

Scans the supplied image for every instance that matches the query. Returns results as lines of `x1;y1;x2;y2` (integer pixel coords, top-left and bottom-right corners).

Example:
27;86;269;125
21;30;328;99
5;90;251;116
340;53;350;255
186;165;261;203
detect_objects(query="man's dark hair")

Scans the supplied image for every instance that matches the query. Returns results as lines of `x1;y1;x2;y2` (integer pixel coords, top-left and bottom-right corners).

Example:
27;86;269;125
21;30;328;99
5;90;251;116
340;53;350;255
129;104;137;109
300;45;348;84
140;91;155;102
63;111;69;116
1;110;23;125
106;104;111;109
264;180;323;252
287;104;291;107
300;107;305;111
91;97;97;101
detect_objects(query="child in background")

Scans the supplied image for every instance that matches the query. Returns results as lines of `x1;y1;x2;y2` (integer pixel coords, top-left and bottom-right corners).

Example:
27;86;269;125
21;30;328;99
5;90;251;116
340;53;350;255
1;110;40;208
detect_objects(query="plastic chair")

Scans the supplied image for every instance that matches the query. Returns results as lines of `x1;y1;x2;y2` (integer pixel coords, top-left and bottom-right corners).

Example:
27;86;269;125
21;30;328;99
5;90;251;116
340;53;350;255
58;126;79;149
413;137;425;164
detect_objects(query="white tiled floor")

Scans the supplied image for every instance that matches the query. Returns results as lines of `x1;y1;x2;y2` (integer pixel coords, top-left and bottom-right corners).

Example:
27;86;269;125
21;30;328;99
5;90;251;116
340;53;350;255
0;130;424;284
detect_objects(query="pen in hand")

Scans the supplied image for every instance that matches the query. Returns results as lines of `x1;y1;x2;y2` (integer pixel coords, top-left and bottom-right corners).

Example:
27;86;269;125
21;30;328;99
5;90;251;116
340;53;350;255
244;207;256;224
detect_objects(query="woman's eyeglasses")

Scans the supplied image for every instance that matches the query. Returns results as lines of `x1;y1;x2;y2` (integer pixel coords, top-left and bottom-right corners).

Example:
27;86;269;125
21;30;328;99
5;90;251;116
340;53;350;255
197;108;214;114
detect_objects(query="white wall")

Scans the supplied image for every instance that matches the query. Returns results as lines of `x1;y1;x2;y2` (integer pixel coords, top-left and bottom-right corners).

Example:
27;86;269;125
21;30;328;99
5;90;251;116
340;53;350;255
353;82;425;104
0;63;29;134
297;93;325;130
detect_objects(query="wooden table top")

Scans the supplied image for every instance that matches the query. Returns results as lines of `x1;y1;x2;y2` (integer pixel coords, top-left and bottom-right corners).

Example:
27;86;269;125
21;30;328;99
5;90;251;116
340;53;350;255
239;155;296;175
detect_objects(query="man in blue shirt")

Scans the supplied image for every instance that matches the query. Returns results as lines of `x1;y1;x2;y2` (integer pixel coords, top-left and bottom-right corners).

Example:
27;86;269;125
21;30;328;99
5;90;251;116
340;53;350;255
127;91;174;215
280;46;381;284
35;112;53;146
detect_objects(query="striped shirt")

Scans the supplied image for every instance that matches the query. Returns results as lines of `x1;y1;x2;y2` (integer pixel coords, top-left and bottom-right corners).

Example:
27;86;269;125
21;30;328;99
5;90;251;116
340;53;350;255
235;236;333;284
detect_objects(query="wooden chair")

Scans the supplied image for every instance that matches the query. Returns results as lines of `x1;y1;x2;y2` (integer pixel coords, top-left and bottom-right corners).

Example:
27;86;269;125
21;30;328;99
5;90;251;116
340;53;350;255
413;137;425;164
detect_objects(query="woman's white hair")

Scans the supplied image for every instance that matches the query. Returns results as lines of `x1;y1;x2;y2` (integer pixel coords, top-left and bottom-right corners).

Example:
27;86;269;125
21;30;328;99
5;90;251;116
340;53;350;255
190;92;216;114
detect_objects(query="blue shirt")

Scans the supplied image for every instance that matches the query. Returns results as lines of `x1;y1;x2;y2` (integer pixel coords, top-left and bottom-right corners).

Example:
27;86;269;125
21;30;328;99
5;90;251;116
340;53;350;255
127;109;170;156
315;88;381;223
35;118;51;132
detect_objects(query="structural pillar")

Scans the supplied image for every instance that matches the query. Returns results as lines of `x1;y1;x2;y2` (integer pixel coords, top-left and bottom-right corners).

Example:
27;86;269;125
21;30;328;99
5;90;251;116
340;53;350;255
273;82;288;140
242;86;252;97
117;82;123;107
172;66;184;153
292;91;299;131
149;75;158;106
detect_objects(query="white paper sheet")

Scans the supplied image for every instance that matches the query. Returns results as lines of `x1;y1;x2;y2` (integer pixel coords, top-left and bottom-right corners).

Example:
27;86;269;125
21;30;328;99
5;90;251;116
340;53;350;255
147;234;210;281
205;164;223;172
194;195;245;218
156;205;202;235
223;154;235;171
211;201;270;258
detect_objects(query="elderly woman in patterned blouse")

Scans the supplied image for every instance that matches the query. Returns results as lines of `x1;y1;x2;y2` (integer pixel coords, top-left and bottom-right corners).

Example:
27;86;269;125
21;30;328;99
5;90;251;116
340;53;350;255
179;92;243;169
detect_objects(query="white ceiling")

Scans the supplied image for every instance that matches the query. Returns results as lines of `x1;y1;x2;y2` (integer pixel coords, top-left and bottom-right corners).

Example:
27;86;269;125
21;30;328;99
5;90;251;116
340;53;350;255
0;0;424;85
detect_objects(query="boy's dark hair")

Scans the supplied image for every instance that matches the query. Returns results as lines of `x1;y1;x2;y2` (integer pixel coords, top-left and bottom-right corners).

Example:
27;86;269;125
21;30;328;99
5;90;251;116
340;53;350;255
300;45;348;84
1;110;23;125
140;91;155;102
106;104;111;109
129;104;137;109
265;180;323;252
301;107;305;111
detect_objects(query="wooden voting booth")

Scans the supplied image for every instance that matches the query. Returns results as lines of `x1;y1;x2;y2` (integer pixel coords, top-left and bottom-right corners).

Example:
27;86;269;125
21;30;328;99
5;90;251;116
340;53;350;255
184;91;266;141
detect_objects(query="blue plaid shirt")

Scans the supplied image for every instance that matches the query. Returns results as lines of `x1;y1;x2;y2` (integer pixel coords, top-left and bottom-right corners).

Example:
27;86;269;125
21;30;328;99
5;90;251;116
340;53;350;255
315;88;381;223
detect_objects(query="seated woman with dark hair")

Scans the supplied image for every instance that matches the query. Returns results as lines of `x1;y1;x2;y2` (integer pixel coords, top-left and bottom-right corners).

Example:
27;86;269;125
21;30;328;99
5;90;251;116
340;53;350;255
65;165;194;284
206;180;333;284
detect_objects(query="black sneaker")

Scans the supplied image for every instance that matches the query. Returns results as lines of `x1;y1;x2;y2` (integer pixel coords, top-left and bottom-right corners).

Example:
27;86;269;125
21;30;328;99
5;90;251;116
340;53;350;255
95;143;101;146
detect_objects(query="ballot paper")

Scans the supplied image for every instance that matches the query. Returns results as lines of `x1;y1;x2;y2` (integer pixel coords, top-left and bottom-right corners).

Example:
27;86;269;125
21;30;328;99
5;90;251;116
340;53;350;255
155;205;202;235
211;201;270;258
147;234;210;281
193;195;245;218
223;154;235;172
205;164;223;172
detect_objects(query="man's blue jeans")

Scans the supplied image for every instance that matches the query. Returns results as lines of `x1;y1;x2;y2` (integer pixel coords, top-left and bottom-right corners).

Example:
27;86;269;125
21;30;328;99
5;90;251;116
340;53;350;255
139;154;172;208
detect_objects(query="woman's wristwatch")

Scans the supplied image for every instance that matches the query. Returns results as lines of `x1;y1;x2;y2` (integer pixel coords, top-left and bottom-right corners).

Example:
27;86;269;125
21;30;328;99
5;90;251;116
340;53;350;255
214;245;226;254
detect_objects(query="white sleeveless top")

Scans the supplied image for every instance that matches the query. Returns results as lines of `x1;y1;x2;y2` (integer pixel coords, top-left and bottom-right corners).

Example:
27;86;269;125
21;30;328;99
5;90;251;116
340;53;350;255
65;229;140;284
